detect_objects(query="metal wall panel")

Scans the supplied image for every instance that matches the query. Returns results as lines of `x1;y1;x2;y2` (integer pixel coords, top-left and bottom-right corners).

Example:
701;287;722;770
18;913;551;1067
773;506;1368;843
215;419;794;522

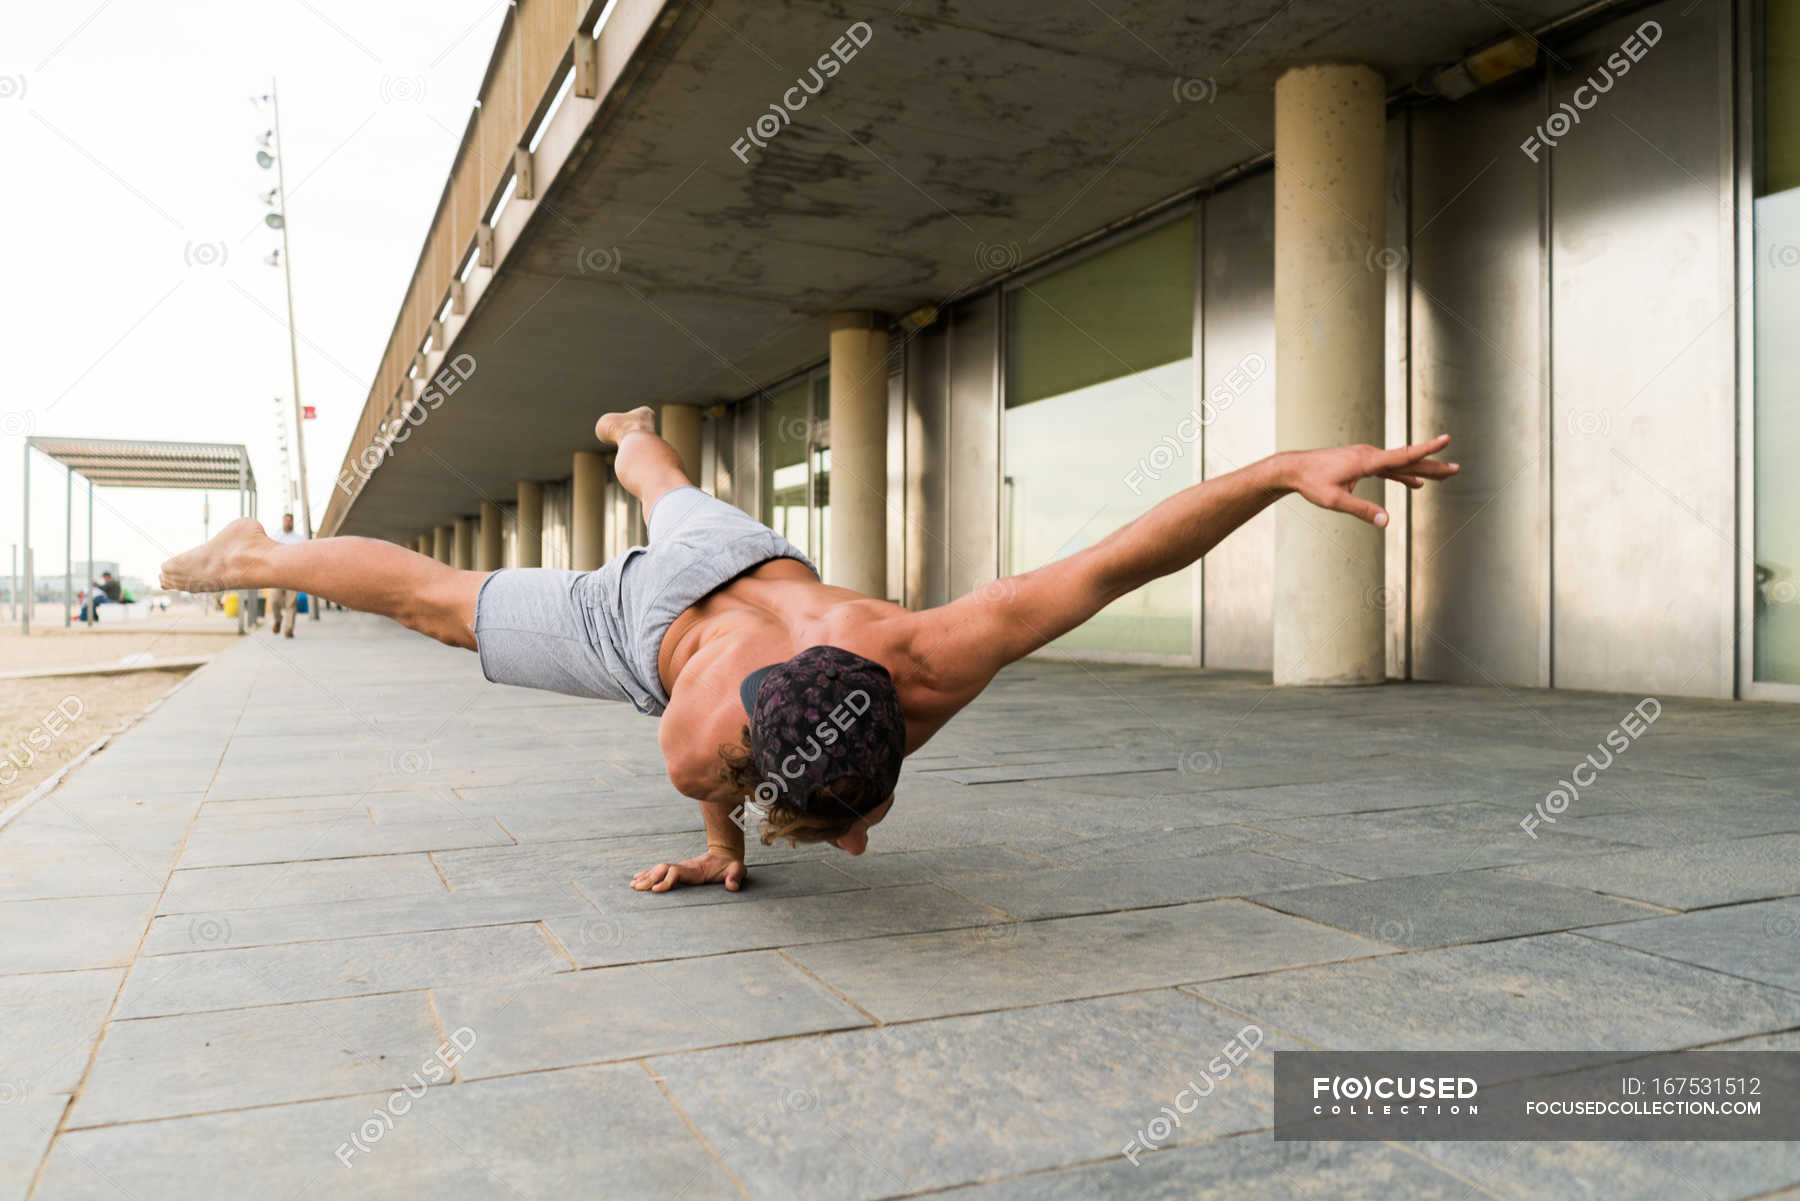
699;415;718;499
904;321;950;608
1200;172;1277;670
947;292;1001;602
1550;0;1735;697
1408;69;1549;688
1384;111;1411;679
887;352;906;605
731;395;761;519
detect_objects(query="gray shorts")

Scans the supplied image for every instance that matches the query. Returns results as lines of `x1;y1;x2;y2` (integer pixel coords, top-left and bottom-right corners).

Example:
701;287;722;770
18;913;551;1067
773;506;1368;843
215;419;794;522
473;487;814;716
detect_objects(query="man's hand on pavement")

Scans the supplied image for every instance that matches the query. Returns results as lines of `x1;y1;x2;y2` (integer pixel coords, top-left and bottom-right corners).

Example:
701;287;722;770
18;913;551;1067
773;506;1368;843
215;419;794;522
631;849;746;892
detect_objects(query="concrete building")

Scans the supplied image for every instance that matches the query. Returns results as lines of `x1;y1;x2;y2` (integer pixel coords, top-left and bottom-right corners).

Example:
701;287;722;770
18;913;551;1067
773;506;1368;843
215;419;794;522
319;0;1794;703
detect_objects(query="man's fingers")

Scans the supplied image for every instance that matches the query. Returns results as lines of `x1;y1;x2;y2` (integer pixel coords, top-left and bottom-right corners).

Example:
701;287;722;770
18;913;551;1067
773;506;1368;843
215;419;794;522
1381;471;1425;488
1328;489;1389;527
1379;433;1451;468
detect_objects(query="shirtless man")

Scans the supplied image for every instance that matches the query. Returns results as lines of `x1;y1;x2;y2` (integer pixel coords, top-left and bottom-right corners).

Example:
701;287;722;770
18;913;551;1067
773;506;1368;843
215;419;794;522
160;407;1457;894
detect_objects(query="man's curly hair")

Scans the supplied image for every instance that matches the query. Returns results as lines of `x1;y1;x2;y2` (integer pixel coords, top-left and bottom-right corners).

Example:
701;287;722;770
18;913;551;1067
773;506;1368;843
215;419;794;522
719;726;872;846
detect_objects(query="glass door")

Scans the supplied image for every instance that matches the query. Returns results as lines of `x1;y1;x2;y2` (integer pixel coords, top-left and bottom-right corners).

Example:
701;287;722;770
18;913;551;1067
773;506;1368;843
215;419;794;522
1752;1;1800;689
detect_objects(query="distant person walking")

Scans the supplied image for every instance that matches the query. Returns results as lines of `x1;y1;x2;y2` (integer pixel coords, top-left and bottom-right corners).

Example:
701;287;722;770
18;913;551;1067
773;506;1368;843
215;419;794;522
269;514;307;637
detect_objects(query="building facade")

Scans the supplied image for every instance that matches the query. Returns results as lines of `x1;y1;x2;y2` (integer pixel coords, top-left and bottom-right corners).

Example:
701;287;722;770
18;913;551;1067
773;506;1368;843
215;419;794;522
324;0;1796;702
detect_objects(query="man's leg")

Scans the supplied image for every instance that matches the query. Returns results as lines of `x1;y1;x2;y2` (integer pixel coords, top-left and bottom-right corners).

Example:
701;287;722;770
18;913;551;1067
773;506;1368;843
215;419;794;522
160;520;485;650
269;588;287;635
594;406;693;518
280;588;299;637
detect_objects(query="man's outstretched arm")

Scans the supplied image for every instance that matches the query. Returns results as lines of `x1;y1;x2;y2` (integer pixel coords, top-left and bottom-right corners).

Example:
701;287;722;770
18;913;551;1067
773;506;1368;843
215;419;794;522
901;437;1459;719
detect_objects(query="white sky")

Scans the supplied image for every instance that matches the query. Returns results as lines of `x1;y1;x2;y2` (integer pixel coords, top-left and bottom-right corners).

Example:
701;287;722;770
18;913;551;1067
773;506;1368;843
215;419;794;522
0;0;509;585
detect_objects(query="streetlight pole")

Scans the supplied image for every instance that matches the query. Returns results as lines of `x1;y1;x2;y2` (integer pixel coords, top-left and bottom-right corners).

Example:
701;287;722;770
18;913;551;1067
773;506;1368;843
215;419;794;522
265;78;319;618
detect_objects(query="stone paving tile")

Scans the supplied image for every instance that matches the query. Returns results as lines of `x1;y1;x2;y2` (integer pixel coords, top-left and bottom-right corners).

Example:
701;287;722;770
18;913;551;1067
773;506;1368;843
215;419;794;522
1410;1140;1800;1201
1501;834;1800;909
1551;798;1800;846
1031;823;1289;866
1249;871;1664;948
0;969;122;1097
931;1136;1488;1201
177;815;514;868
1258;827;1631;878
1580;898;1800;991
1030;762;1354;799
1111;774;1498;818
1552;765;1795;812
981;791;1290;835
0;1092;68;1201
653;990;1286;1201
953;851;1356;920
0;820;173;902
825;845;1065;888
386;796;704;845
942;756;1176;785
545;883;1001;967
158;853;445;914
116;923;569;1018
435;950;870;1077
195;792;385;818
0;893;156;974
1248;802;1530;842
34;1065;738;1201
1192;934;1800;1051
431;833;701;894
786;900;1386;1023
68;991;442;1128
139;884;595;955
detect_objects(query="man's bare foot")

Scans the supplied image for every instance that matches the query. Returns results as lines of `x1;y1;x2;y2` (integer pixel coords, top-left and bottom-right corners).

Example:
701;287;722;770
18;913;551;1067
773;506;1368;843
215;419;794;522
594;405;655;446
160;517;270;593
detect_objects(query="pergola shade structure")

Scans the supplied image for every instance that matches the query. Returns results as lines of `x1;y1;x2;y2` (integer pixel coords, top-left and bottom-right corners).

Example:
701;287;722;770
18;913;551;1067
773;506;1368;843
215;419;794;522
20;436;258;634
27;438;258;491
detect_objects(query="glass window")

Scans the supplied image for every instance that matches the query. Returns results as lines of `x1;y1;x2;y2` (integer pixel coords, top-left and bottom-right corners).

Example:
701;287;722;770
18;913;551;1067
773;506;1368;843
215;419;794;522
1755;4;1800;683
1003;216;1197;657
758;370;828;576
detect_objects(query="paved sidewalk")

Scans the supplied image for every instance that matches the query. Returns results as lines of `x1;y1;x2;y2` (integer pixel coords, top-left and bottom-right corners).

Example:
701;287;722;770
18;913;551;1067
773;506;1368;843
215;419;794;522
3;613;1797;1199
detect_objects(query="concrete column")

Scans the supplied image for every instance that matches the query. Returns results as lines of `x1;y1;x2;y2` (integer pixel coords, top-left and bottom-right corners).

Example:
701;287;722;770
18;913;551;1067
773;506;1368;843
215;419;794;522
571;451;606;571
415;534;431;557
478;501;503;572
433;525;453;564
515;481;543;568
1273;63;1386;686
827;311;889;597
660;403;702;485
452;516;475;570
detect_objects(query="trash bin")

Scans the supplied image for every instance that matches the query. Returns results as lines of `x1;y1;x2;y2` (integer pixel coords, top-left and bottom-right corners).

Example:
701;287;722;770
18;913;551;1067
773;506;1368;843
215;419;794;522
224;593;239;617
297;593;310;615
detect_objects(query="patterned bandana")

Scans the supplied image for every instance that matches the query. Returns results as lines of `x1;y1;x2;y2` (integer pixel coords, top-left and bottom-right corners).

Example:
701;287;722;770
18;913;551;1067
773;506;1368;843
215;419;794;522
739;646;905;816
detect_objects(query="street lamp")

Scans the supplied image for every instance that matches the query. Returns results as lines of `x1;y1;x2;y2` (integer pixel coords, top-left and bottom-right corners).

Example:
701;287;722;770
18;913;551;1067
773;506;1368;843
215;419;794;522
254;79;318;618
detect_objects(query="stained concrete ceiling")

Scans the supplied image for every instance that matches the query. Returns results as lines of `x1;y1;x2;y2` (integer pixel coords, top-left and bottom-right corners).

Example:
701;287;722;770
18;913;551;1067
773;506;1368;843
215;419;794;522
339;0;1573;540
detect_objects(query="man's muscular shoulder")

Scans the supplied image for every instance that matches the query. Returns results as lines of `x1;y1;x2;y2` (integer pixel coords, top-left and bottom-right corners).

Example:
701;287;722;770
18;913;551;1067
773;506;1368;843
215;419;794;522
657;686;747;803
